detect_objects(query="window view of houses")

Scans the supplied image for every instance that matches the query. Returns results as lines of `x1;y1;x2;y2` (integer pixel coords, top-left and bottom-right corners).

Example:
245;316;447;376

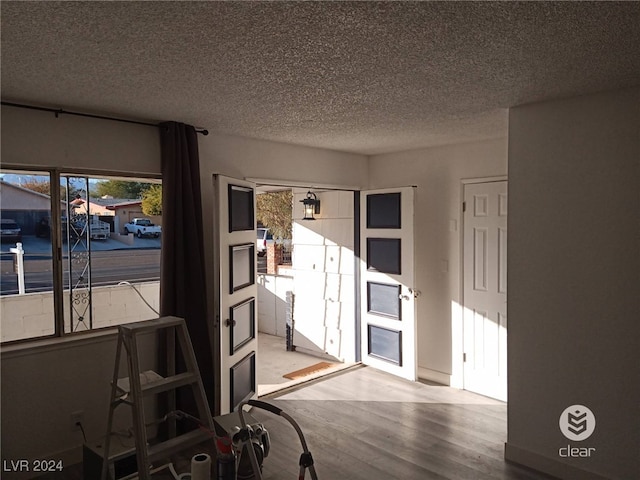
0;170;162;342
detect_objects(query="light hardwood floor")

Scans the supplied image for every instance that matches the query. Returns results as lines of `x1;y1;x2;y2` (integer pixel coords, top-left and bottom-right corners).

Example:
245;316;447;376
253;366;551;480
36;365;551;479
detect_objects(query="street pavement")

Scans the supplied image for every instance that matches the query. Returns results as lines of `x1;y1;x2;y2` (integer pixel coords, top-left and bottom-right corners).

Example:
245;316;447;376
1;235;161;294
0;233;161;255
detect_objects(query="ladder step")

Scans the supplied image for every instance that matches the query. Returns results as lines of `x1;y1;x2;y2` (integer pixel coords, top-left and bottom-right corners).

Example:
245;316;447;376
147;429;212;463
117;371;199;396
142;372;199;396
116;370;164;394
118;315;184;334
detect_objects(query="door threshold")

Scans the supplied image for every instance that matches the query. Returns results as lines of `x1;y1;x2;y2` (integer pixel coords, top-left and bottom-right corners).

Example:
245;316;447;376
258;362;362;398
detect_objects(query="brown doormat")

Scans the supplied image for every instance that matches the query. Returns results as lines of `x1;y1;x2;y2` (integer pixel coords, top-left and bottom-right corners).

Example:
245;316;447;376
283;362;335;380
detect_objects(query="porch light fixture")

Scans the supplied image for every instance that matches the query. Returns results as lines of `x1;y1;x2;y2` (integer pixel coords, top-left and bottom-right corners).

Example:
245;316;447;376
300;191;320;220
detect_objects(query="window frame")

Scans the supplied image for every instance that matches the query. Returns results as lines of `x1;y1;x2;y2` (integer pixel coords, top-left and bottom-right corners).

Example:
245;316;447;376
0;165;162;345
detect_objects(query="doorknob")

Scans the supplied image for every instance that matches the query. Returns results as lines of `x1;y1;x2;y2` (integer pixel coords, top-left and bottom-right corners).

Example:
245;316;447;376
399;288;421;300
225;319;236;327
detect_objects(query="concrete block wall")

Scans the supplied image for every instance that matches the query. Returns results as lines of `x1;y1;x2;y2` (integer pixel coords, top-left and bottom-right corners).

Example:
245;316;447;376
1;282;160;342
257;273;293;337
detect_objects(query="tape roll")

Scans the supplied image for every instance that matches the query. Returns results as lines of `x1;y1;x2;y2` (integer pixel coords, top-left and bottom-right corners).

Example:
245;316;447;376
191;453;211;480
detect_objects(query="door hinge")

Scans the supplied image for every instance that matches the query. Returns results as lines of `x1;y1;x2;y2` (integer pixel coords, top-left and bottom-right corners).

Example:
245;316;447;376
462;201;466;213
463;353;467;363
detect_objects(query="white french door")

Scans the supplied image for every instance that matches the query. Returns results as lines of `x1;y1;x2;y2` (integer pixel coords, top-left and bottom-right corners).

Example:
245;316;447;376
463;180;508;401
360;187;418;381
213;174;258;413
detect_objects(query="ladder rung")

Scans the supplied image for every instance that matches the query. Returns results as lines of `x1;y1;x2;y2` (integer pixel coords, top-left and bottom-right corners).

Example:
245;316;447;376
119;316;184;334
141;372;198;395
111;397;133;408
116;370;164;394
147;429;212;462
117;372;198;396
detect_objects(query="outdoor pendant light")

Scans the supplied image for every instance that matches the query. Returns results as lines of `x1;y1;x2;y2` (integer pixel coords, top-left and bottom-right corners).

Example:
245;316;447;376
300;191;320;220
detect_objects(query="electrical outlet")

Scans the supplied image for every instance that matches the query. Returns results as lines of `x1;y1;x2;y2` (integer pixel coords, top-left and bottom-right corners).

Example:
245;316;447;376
70;410;84;431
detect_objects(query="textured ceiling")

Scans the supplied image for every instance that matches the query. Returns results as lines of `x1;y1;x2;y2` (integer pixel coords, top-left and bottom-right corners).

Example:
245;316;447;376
2;1;639;155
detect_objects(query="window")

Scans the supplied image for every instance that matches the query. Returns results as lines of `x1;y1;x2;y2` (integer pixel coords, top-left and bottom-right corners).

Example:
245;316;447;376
0;169;162;343
0;170;55;341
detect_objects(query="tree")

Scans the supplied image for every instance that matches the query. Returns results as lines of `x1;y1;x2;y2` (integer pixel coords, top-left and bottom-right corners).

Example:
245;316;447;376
93;180;150;199
142;185;162;216
256;190;293;240
16;179;80;201
19;179;51;195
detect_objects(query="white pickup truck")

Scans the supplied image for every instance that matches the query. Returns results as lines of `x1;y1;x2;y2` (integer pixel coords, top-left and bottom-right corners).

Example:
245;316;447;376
124;218;161;238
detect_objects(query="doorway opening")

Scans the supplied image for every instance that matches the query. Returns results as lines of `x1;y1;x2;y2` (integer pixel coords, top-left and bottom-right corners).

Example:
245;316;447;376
255;184;358;396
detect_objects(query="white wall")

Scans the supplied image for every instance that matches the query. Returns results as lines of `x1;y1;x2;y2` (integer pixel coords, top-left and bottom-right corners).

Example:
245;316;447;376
506;87;639;480
198;132;368;187
368;137;508;385
1;106;160;175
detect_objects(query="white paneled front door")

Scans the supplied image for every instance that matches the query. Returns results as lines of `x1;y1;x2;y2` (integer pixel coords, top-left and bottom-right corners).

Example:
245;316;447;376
360;187;417;381
463;180;508;401
213;175;258;413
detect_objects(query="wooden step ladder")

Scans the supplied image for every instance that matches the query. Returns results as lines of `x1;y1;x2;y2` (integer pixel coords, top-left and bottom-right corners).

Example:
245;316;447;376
101;316;214;480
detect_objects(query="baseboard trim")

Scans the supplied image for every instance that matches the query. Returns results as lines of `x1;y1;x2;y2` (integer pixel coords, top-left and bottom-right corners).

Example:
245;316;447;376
504;443;611;480
417;367;450;385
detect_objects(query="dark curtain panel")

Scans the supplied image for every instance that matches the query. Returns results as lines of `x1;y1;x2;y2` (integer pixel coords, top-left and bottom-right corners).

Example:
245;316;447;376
160;122;214;414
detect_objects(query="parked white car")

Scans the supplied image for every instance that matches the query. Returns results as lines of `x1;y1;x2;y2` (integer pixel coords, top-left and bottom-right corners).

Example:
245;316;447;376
256;227;272;256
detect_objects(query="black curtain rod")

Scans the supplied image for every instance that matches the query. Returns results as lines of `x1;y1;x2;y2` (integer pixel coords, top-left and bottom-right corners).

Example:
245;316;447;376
1;101;209;135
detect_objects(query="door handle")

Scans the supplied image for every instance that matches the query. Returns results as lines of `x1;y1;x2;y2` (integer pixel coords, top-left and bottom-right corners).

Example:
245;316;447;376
399;288;421;300
225;319;236;327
